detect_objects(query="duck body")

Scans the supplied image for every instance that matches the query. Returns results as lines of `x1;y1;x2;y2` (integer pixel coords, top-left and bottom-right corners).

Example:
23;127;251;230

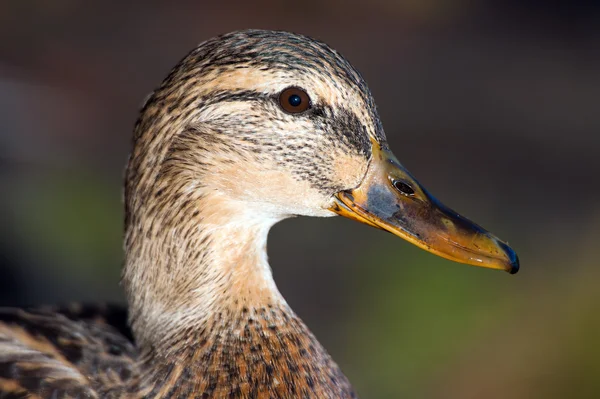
0;29;517;398
0;306;136;398
0;304;355;398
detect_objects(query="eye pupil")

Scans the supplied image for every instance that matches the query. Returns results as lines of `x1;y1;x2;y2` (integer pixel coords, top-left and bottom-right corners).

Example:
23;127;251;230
288;94;302;107
392;180;415;196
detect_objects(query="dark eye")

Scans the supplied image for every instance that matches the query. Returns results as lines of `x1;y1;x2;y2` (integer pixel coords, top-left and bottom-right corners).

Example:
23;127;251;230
278;87;311;114
392;180;415;196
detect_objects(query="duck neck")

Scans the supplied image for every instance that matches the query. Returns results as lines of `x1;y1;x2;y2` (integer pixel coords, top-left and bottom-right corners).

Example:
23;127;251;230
123;194;357;397
123;193;289;353
121;127;357;397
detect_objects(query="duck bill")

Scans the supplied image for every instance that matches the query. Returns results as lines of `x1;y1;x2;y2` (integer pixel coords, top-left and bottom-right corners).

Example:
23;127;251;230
330;142;519;274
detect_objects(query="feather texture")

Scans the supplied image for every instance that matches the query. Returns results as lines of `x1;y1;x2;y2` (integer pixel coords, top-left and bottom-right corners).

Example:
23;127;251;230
0;305;136;398
0;29;384;398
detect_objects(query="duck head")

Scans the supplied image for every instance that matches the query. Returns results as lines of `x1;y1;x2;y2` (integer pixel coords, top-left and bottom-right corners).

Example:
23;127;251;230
126;29;518;283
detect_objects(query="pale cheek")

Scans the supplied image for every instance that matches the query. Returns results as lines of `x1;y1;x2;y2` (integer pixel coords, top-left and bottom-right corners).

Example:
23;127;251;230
208;159;332;217
331;150;369;190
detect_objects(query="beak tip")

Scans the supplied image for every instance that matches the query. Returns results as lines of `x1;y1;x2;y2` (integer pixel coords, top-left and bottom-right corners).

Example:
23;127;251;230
500;241;520;275
497;240;521;274
508;254;520;274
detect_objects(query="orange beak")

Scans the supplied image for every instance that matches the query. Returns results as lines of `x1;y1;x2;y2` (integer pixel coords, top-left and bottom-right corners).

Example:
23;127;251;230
330;141;519;274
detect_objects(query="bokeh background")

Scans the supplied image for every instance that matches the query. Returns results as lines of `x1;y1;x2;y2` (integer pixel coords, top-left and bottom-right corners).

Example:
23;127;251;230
1;1;599;398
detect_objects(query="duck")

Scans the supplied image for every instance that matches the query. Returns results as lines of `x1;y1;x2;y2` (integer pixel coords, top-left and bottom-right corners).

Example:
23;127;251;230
0;29;519;398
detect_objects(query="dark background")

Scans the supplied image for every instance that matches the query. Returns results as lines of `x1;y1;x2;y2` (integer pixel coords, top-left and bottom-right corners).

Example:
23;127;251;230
1;1;599;398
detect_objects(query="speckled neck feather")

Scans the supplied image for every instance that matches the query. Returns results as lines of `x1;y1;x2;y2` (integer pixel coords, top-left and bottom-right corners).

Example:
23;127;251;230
0;29;389;398
118;29;382;397
134;307;355;397
122;128;358;397
0;30;394;399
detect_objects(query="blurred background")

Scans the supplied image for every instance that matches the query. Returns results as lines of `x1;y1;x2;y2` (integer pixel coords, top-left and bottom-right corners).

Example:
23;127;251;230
1;0;599;397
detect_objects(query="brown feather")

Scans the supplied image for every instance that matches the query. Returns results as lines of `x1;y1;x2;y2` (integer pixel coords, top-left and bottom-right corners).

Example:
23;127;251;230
0;306;137;398
0;30;386;398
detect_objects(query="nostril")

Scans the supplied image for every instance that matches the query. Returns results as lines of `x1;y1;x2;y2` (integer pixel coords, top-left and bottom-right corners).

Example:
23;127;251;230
392;180;415;196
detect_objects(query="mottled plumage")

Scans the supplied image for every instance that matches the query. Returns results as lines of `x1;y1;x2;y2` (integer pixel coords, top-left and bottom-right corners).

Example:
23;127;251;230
0;305;135;398
0;29;519;399
1;30;375;398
